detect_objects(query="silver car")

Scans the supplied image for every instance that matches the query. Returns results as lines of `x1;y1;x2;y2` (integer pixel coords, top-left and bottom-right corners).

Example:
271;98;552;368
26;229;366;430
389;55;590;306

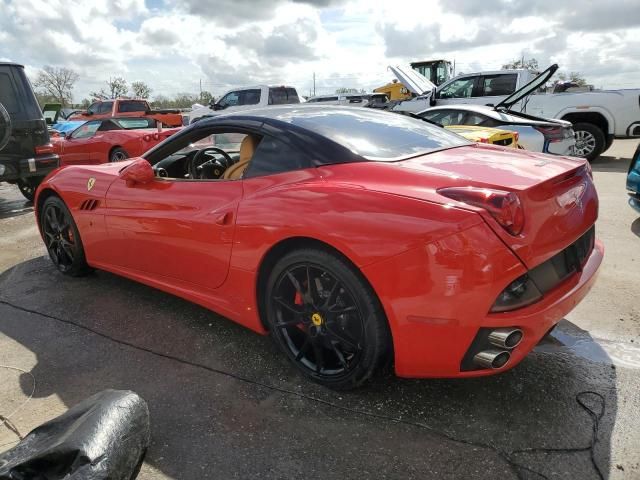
417;104;576;156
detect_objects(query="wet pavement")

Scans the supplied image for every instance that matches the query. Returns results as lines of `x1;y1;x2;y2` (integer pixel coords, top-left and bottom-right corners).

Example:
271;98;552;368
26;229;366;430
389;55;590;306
1;140;639;479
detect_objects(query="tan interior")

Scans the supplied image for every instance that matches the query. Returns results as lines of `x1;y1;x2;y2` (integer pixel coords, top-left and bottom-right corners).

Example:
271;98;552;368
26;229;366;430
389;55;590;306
223;134;260;180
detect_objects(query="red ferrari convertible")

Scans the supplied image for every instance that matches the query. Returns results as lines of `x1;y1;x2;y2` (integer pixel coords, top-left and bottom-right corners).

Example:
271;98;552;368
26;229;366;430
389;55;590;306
34;106;603;389
52;117;180;165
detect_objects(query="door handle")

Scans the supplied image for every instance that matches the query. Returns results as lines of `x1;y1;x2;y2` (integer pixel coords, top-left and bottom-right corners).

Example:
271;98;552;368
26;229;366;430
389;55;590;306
215;211;233;225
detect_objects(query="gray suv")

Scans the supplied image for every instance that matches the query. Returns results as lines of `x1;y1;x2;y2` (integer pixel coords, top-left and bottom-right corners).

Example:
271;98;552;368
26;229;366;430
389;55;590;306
0;62;59;200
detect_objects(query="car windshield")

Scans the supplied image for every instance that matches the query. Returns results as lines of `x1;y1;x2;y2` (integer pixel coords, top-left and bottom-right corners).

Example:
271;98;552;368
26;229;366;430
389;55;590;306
113;118;156;129
175;133;246;155
274;107;470;161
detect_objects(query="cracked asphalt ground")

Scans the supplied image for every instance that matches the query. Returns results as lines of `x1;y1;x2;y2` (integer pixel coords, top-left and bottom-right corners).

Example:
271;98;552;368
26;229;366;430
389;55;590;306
1;140;639;479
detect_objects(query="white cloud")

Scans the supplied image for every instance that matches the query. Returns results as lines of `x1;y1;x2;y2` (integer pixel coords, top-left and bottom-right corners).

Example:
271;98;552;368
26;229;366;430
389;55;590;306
1;0;638;102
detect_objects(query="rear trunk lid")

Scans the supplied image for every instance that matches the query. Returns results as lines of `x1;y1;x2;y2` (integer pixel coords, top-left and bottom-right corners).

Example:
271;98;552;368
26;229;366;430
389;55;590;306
400;144;597;268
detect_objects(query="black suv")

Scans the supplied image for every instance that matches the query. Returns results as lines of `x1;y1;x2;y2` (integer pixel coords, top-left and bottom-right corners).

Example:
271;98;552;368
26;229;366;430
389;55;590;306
0;62;59;201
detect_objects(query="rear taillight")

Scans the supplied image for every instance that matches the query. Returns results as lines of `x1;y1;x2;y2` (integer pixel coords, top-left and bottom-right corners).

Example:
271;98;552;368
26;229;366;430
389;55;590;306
534;126;565;143
438;186;525;236
35;143;54;155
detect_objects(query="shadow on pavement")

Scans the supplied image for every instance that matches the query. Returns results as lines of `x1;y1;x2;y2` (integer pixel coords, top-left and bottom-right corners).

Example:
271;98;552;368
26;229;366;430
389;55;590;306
0;193;33;220
0;257;618;479
591;155;630;174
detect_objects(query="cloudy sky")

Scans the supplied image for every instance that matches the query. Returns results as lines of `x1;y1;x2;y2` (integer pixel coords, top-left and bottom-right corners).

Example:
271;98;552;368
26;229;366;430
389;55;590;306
1;0;639;102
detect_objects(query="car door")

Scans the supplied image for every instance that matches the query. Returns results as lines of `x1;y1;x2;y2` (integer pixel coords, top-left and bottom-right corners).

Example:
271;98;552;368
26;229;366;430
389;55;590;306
477;74;518;107
61;120;102;165
103;129;245;290
435;75;482;106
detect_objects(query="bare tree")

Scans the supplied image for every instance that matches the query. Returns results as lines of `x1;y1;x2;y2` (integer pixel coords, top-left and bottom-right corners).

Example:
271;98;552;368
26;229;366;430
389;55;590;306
131;81;152;99
33;66;79;106
107;77;128;99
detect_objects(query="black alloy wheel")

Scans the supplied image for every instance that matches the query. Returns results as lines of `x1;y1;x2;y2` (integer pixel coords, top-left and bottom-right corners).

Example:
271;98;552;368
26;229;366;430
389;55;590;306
266;248;391;390
109;147;129;162
40;196;91;276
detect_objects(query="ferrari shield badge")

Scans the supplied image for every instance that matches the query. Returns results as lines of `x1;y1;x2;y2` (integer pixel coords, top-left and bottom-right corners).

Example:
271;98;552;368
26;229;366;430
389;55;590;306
87;177;96;191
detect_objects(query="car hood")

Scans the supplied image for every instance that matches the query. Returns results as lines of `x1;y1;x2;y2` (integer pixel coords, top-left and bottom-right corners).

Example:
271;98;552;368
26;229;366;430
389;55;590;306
495;64;559;109
388;66;437;96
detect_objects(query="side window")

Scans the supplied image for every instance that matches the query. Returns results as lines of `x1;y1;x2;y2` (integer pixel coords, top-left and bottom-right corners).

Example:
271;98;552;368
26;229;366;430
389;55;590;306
240;89;261;106
438;77;477;99
244;136;310;179
0;72;20;113
97;102;114;114
268;87;300;105
118;101;148;113
481;74;517;97
97;120;120;131
87;102;100;114
71;121;101;139
218;92;240;108
464;113;498;127
422;110;466;126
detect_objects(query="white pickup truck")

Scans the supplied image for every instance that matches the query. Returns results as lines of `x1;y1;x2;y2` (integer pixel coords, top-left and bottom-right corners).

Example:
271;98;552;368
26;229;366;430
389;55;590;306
185;85;301;124
393;64;640;159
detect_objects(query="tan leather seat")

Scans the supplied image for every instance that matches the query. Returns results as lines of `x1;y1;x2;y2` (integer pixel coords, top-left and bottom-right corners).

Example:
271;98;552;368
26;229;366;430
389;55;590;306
223;134;260;180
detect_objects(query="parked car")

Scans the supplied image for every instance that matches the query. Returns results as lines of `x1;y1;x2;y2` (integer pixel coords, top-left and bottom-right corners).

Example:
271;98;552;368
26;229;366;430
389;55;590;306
0;62;59;200
392;63;640;160
306;93;387;107
51;117;180;165
626;143;640;213
186;85;300;124
34;105;602;390
444;125;519;148
418;104;575;155
69;99;183;127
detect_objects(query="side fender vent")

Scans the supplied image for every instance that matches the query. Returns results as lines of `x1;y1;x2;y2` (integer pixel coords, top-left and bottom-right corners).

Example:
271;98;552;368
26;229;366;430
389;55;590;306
79;199;100;211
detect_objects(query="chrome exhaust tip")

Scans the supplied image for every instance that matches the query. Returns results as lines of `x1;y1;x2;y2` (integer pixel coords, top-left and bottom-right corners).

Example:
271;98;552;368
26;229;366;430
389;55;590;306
488;328;523;349
473;350;511;369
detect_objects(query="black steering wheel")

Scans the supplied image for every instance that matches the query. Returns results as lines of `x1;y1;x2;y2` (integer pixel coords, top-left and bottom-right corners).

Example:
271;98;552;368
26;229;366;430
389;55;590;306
189;147;234;179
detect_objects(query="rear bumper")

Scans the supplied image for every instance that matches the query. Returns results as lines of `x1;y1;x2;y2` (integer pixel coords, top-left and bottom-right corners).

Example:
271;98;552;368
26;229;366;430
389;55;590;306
363;222;603;378
0;153;60;181
546;138;576;156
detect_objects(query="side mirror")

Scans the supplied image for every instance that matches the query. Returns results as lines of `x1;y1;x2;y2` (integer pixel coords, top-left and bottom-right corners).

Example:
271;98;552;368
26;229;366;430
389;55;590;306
212;103;223;111
429;87;437;106
85;111;93;116
65;132;73;140
119;158;155;186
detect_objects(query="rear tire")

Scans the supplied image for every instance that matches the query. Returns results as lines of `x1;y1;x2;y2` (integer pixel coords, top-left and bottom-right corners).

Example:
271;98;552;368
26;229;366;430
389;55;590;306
40;195;92;276
264;248;391;390
109;147;129;162
573;123;605;161
17;176;43;202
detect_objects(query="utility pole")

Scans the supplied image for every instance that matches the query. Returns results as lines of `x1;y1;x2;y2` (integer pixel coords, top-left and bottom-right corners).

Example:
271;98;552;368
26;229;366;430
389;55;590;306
313;72;316;97
199;79;202;100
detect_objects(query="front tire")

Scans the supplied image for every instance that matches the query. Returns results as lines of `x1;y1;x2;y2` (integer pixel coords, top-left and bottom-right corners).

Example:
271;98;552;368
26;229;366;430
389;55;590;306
573;123;605;161
17;176;43;202
109;147;129;162
265;248;391;390
40;196;91;276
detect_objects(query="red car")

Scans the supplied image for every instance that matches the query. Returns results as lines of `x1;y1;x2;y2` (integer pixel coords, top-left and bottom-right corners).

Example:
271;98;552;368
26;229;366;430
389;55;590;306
52;118;180;165
34;106;603;390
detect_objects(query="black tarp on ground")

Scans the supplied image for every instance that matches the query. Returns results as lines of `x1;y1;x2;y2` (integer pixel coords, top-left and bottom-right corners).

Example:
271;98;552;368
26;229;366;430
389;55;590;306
0;389;150;480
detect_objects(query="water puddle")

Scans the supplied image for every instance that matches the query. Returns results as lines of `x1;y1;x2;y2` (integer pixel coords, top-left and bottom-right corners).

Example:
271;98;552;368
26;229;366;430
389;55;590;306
538;326;640;369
